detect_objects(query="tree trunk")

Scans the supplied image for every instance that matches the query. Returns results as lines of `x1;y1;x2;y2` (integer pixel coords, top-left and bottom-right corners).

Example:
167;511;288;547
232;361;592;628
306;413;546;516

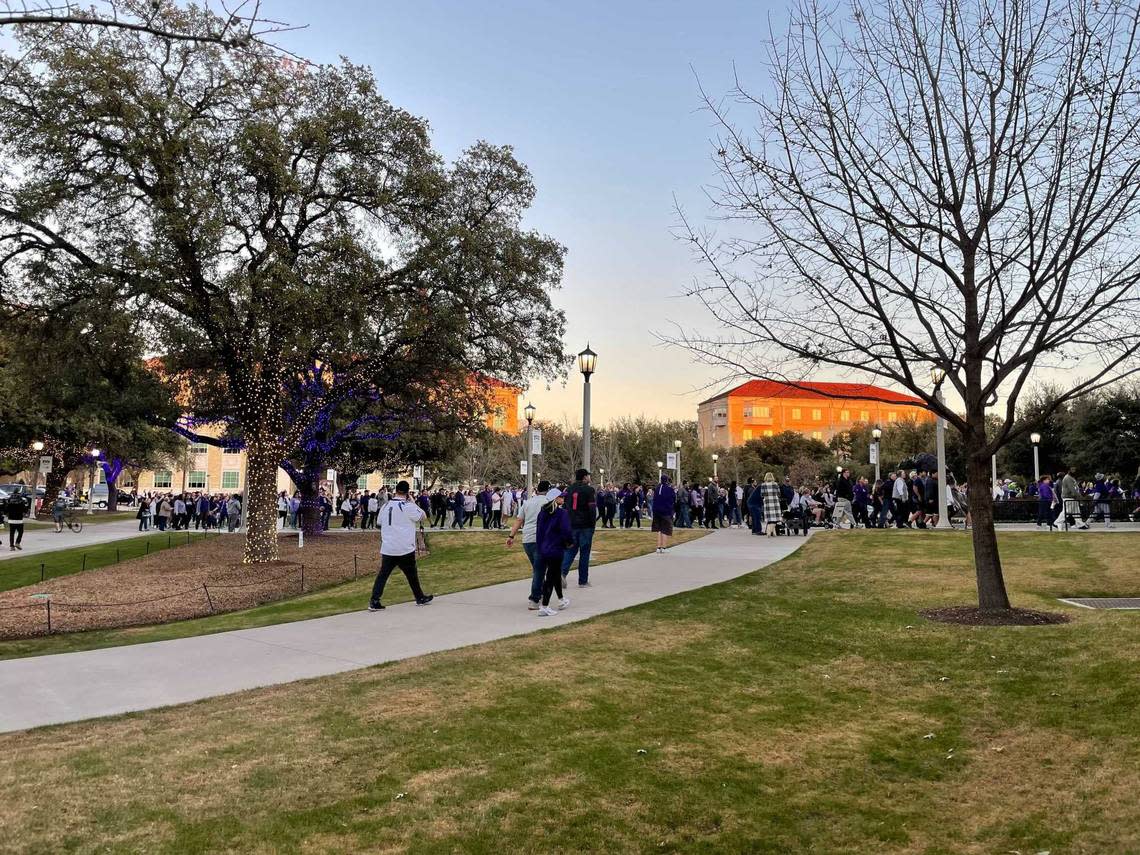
39;469;67;519
297;458;325;537
105;480;119;512
966;452;1011;610
242;440;281;564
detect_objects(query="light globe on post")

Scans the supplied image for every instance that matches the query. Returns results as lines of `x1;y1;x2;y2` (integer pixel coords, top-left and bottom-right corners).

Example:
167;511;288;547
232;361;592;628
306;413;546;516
930;367;948;527
871;427;882;483
524;401;536;494
711;452;719;480
578;344;597;473
87;448;101;515
657;461;663;483
1030;431;1042;482
673;438;683;485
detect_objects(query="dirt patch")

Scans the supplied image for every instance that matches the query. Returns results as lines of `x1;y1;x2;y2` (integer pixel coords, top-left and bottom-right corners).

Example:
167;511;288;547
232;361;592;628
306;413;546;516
0;533;379;639
919;606;1071;626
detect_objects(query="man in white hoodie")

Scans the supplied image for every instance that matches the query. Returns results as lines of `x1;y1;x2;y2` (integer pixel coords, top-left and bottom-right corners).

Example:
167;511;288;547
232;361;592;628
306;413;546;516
368;481;433;610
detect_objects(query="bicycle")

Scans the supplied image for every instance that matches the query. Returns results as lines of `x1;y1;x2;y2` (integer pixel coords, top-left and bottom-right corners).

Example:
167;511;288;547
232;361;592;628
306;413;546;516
61;507;84;533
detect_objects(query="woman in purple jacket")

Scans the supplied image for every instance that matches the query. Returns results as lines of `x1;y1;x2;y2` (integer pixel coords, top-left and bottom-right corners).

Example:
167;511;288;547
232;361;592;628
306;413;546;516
1036;475;1057;530
535;488;572;616
651;475;676;553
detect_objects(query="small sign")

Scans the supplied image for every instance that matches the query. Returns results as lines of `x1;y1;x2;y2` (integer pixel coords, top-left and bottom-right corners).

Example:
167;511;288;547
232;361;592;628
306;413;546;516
869;445;879;465
39;456;53;474
413;464;424;482
531;429;542;456
519;460;528;475
326;468;336;482
666;452;678;470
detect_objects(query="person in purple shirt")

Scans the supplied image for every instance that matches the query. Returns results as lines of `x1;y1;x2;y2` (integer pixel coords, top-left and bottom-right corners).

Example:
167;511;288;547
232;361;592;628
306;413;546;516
1036;475;1057;530
534;488;572;617
651;475;677;553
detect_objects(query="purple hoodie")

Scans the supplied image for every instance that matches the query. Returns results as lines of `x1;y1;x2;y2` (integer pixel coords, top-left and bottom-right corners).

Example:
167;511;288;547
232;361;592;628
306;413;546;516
1038;481;1055;502
535;503;572;559
652;484;676;516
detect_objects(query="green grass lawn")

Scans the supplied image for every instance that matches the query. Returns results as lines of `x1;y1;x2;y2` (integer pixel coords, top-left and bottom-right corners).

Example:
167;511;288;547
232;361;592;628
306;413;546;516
1;531;1138;853
0;531;208;594
0;529;707;660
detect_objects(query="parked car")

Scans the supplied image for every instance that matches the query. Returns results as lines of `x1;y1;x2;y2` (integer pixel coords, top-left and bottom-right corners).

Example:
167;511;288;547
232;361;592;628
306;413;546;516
86;484;135;509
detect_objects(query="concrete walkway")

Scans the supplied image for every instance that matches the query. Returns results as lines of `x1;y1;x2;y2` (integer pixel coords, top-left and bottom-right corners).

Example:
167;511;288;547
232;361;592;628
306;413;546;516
0;519;180;560
0;528;808;733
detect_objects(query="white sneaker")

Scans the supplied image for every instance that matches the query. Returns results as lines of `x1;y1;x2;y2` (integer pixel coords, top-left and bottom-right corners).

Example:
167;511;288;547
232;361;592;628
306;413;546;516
559;597;570;610
528;600;540;610
537;606;557;616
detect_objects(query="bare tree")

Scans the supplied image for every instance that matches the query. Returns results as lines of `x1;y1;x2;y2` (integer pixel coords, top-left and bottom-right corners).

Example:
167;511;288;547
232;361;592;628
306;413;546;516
0;0;297;48
678;0;1140;610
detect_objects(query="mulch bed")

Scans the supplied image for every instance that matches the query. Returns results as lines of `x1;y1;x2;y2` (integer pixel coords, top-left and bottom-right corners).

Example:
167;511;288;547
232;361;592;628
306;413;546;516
919;605;1071;626
0;533;382;639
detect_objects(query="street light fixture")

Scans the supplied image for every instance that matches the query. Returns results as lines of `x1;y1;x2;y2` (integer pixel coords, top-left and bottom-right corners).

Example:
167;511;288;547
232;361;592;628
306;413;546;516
578;344;597;472
930;367;948;528
524;401;536;494
673;439;683;485
29;440;46;517
657;461;663;483
871;427;882;483
711;453;719;480
87;448;101;515
1030;431;1042;482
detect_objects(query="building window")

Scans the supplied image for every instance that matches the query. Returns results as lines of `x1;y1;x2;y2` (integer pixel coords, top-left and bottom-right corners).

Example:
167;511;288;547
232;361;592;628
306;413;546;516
188;471;207;489
860;410;869;421
840;410;850;422
221;471;240;490
812;431;823;440
223;446;242;454
763;430;774;437
758;406;771;418
811;408;822;421
357;475;369;489
888;411;898;422
493;413;505;429
742;429;753;441
153;470;172;489
791;407;802;419
743;407;751;417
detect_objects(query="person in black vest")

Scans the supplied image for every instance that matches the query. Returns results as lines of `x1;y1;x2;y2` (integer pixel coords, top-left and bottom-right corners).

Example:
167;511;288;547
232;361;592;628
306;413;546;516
5;487;29;551
561;469;597;586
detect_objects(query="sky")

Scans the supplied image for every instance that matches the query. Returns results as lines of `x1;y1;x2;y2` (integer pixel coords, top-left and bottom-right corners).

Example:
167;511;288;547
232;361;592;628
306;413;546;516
267;0;787;427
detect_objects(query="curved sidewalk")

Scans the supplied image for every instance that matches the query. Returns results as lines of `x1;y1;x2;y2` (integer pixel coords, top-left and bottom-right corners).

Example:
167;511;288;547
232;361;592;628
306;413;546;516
0;528;810;733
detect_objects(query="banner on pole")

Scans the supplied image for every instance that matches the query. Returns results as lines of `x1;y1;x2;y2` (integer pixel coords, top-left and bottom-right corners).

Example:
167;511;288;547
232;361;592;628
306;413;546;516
39;455;53;474
869;445;879;464
413;464;424;482
666;452;678;470
326;468;336;482
531;429;542;456
519;460;528;475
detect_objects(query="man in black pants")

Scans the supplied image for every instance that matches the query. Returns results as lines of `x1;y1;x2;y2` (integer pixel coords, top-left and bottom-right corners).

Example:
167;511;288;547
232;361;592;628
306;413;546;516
369;481;433;610
5;487;29;551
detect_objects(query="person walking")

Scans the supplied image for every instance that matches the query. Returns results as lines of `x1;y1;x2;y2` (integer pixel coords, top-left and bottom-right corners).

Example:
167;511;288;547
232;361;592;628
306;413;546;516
506;479;551;610
5;487;29;551
621;484;641;529
136;498;151;531
51;493;68;532
747;478;765;535
1036;475;1057;530
368;480;433;611
1058;467;1089;530
226;494;242;532
832;468;856;529
891;470;909;528
535;487;572;617
652;474;677;553
759;473;783;537
561;468;598;586
1092;473;1114;528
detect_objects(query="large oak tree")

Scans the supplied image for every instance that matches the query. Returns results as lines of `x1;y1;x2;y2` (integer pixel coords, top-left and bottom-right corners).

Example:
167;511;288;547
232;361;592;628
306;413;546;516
0;8;565;561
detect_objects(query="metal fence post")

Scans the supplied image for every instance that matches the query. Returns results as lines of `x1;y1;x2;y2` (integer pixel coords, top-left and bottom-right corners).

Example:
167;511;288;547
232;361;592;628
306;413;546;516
203;584;215;612
353;554;358;579
40;562;45;582
45;601;52;634
300;564;305;593
81;554;86;572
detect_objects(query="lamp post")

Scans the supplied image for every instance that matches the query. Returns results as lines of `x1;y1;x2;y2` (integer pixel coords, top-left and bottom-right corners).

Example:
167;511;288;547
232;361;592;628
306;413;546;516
524;401;536;495
930;367;949;528
578;344;597;473
712;453;719;480
871;428;882;483
657;461;663;483
87;448;101;515
27;440;45;516
1030;432;1041;482
674;439;682;485
599;467;605;488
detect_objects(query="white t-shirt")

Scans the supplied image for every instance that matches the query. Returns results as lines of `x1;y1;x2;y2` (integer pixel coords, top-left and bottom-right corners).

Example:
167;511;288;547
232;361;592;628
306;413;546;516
368;497;379;512
515;494;547;544
379;497;425;556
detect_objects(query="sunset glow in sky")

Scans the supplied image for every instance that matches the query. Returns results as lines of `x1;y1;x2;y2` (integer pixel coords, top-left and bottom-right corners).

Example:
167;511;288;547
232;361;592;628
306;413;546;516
270;0;788;427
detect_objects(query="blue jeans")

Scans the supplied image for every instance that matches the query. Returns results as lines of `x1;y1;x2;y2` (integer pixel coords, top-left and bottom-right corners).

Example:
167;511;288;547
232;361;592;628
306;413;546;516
748;504;764;534
678;504;691;528
524;541;543;602
561;528;595;584
731;506;742;525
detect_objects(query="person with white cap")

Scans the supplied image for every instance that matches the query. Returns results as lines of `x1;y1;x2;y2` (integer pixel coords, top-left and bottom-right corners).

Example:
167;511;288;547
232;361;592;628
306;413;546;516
534;486;572;617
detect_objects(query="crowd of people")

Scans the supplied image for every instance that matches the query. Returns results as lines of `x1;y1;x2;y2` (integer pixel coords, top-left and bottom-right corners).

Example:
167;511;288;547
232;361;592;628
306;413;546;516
132;492;245;532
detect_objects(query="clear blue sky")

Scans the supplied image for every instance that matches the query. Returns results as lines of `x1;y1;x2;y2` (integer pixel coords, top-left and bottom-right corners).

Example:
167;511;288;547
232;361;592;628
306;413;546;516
271;0;786;425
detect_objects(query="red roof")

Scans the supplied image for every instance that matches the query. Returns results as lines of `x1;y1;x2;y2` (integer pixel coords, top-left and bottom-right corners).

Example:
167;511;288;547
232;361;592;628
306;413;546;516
705;380;925;406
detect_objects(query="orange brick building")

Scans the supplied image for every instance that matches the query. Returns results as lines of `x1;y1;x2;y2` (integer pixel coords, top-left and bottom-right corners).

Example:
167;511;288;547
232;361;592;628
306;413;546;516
698;380;933;448
478;377;521;434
